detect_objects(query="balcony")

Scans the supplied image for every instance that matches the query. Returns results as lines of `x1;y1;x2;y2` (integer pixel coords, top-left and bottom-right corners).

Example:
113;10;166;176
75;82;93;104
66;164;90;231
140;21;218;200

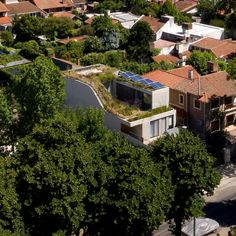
224;103;236;113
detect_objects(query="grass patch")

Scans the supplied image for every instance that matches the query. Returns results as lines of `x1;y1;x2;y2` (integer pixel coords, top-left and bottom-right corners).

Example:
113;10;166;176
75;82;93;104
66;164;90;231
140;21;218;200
128;106;172;122
0;54;23;66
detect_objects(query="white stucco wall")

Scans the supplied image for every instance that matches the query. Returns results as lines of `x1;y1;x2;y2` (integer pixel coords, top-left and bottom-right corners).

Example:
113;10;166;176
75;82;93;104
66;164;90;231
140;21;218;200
152;87;169;109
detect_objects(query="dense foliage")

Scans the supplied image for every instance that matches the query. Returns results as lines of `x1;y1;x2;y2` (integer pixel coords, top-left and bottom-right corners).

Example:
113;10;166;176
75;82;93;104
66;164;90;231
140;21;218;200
151;129;221;236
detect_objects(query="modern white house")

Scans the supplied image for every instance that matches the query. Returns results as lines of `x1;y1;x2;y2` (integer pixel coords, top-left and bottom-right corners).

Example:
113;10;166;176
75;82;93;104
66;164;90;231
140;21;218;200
64;65;176;145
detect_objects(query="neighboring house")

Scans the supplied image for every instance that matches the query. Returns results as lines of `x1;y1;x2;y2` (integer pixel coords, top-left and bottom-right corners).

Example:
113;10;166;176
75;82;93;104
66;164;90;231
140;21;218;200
191;37;236;60
143;65;236;137
139;15;224;55
85;11;140;29
64;65;176;145
72;0;87;12
0;1;11;30
6;1;46;18
29;0;74;14
174;0;198;14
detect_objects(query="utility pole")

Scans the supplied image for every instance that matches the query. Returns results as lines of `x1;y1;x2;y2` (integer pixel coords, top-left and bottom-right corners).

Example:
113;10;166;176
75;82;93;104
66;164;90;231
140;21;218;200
193;217;196;236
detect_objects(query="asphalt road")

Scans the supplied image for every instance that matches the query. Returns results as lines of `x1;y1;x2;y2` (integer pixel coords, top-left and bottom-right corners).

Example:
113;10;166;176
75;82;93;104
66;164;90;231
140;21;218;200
153;169;236;236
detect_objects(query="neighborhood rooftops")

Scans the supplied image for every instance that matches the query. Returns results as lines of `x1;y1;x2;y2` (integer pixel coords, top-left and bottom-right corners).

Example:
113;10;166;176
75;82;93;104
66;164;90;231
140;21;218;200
143;66;236;102
6;1;45;16
191;37;236;59
138;15;165;33
174;0;198;13
30;0;73;10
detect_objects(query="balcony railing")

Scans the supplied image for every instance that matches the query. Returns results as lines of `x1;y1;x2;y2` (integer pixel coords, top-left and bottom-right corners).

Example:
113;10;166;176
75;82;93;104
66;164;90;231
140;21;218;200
224;103;236;111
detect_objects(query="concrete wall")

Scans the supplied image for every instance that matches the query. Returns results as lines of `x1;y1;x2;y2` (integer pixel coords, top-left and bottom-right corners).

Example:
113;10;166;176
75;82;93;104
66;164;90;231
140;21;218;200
65;77;103;109
152;87;169;108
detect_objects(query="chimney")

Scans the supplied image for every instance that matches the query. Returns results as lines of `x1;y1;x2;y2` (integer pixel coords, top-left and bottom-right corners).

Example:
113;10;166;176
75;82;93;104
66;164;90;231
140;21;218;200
188;69;194;80
207;61;218;73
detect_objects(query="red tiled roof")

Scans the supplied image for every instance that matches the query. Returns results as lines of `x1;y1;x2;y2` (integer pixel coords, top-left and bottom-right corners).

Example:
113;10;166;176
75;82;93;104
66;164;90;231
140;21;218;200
191;37;236;59
139;15;165;33
174;0;198;12
0;16;12;25
0;2;9;13
6;1;44;16
152;54;180;64
31;0;73;10
143;66;236;101
57;35;88;44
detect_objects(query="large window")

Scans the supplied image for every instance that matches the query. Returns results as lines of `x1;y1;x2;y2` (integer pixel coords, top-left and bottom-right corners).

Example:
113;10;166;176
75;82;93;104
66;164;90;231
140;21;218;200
168;116;174;129
193;98;201;110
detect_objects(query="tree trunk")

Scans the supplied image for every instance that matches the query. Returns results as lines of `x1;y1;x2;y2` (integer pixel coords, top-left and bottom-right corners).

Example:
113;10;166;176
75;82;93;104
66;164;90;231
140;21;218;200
174;217;182;236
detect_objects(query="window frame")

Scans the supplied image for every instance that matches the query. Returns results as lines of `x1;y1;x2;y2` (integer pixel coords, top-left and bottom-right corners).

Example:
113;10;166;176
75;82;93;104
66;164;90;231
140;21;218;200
193;98;201;110
210;119;220;132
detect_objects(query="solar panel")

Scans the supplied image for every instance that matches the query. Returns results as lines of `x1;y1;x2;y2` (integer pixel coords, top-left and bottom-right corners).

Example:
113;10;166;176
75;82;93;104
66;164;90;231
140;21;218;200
130;76;142;82
139;79;153;85
126;71;135;77
150;82;164;89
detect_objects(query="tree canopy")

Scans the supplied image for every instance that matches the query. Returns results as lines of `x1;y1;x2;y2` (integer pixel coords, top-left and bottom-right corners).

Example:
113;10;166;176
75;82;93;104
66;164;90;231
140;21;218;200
227;57;236;80
151;129;221;236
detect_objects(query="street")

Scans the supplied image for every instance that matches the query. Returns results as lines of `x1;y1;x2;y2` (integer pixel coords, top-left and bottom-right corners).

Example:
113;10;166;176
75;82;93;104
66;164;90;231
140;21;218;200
153;164;236;236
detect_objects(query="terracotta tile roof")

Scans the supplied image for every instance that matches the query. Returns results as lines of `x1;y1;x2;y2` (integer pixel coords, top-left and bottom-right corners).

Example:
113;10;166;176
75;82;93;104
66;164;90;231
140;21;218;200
0;2;9;13
174;0;198;12
151;39;176;49
57;35;88;44
6;1;44;16
152;54;180;64
31;0;73;10
53;11;75;18
143;67;236;102
168;65;200;78
191;37;236;59
139;15;165;33
0;16;11;25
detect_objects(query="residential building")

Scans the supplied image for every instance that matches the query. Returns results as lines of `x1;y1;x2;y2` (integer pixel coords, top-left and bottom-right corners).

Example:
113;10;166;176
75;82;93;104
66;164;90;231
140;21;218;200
29;0;74;14
64;65;176;145
143;65;236;137
139;15;224;55
6;1;45;17
174;0;198;14
191;37;236;60
85;11;140;29
0;1;11;30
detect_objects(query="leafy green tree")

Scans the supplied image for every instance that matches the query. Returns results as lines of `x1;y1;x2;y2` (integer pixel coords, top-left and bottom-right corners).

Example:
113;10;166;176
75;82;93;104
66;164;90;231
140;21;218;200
12;15;43;42
188;50;215;75
14;56;65;134
151;129;221;236
1;31;14;47
227;57;236;80
15;112;95;236
197;0;216;23
94;0;124;12
159;0;178;16
44;16;75;40
226;12;236;39
0;156;27;235
127;21;153;63
15;40;41;60
84;36;103;53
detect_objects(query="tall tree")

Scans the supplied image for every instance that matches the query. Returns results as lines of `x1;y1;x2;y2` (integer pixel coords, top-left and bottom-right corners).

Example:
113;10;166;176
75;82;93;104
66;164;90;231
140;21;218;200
127;21;153;63
151;129;221;236
14;56;65;134
12;15;43;42
0;156;26;235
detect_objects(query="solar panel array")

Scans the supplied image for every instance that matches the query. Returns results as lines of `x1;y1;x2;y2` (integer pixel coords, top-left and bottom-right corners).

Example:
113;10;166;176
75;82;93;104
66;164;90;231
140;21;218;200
118;71;165;90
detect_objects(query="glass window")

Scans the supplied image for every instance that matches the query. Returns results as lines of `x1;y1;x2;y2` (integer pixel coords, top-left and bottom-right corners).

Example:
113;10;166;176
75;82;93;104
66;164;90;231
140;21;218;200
225;96;232;105
150;120;159;138
194;98;201;110
168;116;174;129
